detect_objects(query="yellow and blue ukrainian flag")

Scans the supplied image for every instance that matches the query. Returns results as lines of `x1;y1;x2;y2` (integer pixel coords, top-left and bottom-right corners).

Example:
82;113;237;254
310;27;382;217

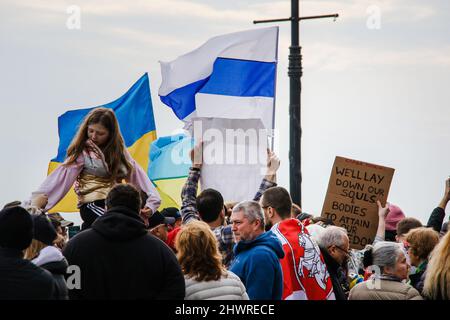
148;134;194;209
48;73;157;212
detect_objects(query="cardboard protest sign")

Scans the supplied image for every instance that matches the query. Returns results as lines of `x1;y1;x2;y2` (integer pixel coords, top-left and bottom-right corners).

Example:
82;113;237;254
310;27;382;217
321;156;395;250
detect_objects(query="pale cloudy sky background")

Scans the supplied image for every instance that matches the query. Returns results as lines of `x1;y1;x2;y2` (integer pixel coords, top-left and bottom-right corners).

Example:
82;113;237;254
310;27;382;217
1;0;449;225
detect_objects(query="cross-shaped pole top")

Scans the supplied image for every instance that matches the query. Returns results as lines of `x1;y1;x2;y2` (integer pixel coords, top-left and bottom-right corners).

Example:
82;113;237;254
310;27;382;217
254;0;338;208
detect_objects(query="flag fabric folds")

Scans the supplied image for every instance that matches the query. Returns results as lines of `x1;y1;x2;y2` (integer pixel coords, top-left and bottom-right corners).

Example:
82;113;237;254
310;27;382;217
147;134;194;209
47;73;157;213
159;27;278;130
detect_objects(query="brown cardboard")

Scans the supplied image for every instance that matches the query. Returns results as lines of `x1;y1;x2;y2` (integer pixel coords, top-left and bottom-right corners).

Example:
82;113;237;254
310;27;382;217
321;156;395;250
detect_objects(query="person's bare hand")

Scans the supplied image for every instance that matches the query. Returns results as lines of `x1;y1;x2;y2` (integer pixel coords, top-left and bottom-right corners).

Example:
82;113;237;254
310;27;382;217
140;207;152;227
266;149;280;176
190;141;203;169
31;193;48;209
53;234;66;250
377;200;390;219
444;177;450;202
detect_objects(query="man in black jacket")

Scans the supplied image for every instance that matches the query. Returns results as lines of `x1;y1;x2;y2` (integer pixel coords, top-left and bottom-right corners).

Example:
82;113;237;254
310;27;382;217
0;206;56;300
63;183;185;300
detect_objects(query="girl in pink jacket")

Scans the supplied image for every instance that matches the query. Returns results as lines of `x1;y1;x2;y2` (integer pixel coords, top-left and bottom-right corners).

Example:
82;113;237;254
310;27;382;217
30;108;160;229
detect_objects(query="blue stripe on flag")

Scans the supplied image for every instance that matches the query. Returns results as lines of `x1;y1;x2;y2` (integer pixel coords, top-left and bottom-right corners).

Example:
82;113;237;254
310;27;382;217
159;58;276;120
159;78;209;120
199;58;276;97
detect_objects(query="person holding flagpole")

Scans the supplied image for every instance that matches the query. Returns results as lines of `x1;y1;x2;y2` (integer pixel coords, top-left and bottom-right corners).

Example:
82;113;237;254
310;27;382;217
28;107;160;229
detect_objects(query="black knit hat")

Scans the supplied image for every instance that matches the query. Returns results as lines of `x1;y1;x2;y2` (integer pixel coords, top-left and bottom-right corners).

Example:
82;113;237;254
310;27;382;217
0;206;33;250
32;214;58;245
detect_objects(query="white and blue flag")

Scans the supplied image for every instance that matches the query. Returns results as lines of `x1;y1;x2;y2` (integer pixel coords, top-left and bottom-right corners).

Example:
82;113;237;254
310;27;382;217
158;27;278;129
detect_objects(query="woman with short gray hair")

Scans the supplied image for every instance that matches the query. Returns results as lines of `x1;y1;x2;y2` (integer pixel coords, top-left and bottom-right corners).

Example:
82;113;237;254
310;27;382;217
349;241;423;300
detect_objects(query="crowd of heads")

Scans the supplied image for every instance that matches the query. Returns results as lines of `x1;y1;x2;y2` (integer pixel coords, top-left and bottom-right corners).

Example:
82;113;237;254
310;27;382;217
1;109;449;301
1;177;449;300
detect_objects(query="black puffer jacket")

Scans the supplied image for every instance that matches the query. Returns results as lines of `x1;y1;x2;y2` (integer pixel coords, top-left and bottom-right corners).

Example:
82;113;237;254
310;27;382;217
0;248;56;300
63;206;185;300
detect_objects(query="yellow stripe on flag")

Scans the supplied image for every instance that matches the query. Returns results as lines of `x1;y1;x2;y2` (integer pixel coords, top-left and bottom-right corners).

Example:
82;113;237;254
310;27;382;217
153;177;189;209
47;161;78;213
127;131;157;172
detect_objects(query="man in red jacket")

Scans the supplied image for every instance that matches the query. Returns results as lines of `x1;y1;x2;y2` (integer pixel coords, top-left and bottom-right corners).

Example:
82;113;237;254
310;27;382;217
260;186;335;300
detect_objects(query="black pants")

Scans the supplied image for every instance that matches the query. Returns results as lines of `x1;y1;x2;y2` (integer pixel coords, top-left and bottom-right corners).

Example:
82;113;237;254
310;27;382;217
79;200;106;230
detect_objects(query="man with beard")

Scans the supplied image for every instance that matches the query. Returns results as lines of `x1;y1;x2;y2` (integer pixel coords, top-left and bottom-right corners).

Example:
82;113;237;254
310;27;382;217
260;187;335;300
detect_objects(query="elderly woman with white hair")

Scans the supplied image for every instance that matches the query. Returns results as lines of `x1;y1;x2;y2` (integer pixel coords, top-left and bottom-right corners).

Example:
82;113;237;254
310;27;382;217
349;241;423;300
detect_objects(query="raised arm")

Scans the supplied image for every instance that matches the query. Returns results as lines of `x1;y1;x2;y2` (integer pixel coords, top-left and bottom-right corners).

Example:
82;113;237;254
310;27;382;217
29;155;84;211
375;200;390;243
427;177;450;232
180;143;203;224
253;149;279;201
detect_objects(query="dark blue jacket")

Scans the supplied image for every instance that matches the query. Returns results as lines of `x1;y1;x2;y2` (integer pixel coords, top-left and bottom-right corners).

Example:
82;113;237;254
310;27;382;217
230;231;284;300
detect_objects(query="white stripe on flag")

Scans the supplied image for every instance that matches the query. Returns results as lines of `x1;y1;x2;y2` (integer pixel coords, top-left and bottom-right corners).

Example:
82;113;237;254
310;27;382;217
159;27;278;96
195;93;274;130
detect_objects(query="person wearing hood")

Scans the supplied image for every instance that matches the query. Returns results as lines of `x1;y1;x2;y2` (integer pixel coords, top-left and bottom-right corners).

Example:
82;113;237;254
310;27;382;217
62;183;185;300
0;206;56;300
229;200;284;300
24;214;69;300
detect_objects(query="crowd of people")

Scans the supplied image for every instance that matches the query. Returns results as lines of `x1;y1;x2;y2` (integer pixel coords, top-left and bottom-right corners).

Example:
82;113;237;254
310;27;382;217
1;108;449;300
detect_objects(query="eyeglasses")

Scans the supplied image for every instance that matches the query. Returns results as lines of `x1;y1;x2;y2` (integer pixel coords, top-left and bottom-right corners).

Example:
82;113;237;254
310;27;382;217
402;241;410;251
333;245;350;256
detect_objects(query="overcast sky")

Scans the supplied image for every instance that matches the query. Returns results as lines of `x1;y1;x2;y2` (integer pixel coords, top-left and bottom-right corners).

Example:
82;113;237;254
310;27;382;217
1;0;449;225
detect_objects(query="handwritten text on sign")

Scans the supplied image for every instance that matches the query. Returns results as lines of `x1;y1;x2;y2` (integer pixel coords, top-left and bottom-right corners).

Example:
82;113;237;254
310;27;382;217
321;157;395;250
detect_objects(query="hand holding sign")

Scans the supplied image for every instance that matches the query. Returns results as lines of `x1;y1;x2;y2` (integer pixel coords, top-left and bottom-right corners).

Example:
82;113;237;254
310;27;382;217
377;200;390;219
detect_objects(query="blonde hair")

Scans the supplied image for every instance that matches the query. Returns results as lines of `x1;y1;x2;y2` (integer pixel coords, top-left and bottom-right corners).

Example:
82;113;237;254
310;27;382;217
176;220;225;282
24;239;47;260
65;108;132;183
423;231;450;300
